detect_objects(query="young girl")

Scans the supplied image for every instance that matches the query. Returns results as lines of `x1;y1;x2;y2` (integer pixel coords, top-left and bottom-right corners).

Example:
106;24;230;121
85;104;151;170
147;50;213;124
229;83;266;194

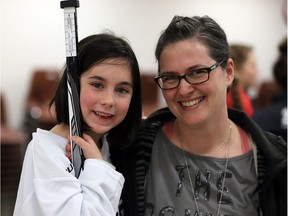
13;33;142;216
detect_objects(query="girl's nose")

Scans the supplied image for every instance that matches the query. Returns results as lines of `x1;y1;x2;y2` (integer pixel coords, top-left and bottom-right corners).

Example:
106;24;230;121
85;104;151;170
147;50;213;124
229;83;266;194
100;92;115;107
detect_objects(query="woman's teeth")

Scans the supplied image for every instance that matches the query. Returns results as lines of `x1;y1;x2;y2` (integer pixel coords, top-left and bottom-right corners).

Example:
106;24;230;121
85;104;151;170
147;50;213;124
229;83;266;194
181;97;204;107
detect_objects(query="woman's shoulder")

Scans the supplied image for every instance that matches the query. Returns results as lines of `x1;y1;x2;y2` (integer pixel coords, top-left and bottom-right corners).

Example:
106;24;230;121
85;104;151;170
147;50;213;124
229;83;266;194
142;107;175;126
134;108;175;145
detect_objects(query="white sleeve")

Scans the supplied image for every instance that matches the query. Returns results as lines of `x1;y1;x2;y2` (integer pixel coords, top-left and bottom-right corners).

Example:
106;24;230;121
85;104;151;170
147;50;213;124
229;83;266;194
80;159;124;214
29;132;124;216
34;159;124;216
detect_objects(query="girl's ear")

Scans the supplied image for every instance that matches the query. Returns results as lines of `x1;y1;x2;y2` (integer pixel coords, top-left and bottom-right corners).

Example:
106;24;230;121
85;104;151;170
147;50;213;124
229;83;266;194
225;58;234;87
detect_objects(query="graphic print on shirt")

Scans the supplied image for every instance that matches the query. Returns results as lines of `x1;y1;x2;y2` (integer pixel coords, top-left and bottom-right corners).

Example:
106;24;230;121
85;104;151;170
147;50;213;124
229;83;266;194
146;164;234;216
66;163;74;173
176;165;233;204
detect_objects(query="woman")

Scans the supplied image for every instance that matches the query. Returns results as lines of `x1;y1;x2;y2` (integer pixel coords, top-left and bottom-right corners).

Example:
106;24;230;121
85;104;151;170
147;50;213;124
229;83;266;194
13;33;142;216
226;44;258;116
127;16;286;216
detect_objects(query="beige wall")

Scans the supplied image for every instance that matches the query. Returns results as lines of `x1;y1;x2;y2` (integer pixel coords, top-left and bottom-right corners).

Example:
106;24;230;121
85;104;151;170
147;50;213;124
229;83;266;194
1;0;287;128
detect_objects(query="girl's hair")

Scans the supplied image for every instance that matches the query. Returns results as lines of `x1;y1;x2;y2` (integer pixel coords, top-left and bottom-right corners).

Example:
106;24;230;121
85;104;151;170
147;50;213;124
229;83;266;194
229;44;253;110
51;33;142;148
155;15;230;72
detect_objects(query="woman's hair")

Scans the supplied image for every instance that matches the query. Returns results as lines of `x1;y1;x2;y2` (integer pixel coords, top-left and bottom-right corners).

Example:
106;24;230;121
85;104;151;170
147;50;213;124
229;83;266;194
51;33;142;148
228;44;253;110
155;15;230;72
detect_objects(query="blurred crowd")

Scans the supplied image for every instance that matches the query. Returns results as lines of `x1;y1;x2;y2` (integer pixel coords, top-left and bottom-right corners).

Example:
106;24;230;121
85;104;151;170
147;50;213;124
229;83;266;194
226;38;287;142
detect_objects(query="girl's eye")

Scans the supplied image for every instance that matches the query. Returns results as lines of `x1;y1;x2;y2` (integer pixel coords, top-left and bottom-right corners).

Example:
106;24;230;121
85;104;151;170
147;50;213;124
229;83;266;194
116;87;130;94
91;82;103;89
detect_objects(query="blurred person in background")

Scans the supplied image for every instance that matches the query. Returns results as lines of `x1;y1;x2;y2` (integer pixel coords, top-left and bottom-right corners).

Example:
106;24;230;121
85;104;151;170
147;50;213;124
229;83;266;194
226;44;258;116
253;38;287;141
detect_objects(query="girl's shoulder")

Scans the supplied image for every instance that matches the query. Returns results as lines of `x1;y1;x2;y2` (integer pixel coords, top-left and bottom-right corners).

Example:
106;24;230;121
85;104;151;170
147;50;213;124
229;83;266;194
29;128;68;155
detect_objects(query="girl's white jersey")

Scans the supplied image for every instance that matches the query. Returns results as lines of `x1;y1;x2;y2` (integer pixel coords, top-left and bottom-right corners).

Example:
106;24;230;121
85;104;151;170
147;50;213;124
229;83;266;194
13;129;124;216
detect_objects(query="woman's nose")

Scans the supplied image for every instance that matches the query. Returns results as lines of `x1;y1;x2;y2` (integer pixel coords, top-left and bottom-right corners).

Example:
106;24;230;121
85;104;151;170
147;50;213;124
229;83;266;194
177;78;195;96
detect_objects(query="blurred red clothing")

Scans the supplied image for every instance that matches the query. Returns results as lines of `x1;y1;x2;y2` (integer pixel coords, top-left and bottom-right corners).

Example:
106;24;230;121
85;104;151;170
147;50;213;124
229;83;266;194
226;87;254;117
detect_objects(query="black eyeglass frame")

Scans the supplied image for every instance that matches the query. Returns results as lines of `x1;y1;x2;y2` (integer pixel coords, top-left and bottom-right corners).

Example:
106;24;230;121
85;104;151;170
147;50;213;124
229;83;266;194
154;59;227;90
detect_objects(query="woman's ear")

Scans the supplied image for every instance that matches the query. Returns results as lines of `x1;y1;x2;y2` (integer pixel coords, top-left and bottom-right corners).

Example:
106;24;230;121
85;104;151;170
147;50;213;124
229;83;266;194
225;58;234;86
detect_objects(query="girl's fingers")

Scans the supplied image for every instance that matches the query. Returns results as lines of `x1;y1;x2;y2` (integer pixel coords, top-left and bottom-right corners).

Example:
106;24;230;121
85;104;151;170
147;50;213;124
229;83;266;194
82;133;95;144
66;152;71;160
66;150;71;160
66;143;71;151
66;143;72;160
70;136;83;148
70;133;103;160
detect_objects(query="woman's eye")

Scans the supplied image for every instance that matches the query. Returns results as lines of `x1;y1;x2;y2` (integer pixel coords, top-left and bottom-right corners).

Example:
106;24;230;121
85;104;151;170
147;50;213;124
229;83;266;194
187;69;207;78
162;75;178;82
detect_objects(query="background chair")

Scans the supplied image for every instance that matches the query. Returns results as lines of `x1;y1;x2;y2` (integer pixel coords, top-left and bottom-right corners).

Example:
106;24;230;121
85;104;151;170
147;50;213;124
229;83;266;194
22;69;59;143
140;74;162;118
1;93;26;216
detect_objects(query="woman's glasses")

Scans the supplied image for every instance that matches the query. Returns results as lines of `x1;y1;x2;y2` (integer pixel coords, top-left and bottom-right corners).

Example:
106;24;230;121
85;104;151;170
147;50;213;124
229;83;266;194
154;59;226;90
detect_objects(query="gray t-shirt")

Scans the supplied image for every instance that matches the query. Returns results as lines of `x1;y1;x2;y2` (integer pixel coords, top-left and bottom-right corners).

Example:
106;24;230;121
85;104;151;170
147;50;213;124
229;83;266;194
145;129;259;216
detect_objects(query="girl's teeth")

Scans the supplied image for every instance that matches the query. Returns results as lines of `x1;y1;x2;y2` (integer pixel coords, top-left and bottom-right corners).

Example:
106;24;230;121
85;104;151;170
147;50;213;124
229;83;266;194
95;111;112;118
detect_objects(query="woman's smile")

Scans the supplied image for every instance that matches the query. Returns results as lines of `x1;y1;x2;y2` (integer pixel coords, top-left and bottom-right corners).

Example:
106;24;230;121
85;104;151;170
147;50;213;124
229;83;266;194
179;96;205;107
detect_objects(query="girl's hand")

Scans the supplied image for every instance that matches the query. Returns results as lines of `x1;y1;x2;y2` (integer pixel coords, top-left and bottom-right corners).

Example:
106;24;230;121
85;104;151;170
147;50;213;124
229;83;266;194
65;133;103;160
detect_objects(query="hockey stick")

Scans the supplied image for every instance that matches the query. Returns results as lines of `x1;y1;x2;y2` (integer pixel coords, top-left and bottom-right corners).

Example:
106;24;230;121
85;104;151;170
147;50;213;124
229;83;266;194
60;0;84;178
